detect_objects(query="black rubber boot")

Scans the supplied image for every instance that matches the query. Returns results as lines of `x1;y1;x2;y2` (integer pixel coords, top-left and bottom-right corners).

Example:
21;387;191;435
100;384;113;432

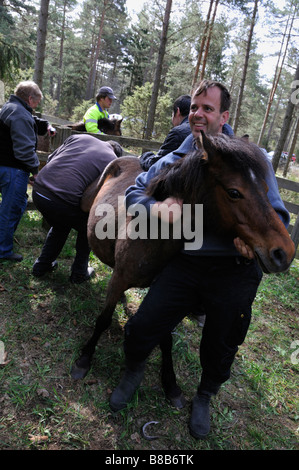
32;259;58;276
70;266;95;284
189;391;212;439
109;359;146;412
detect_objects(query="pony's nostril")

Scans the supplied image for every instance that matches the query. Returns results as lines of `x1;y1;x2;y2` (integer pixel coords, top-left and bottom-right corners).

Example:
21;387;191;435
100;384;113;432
271;248;287;267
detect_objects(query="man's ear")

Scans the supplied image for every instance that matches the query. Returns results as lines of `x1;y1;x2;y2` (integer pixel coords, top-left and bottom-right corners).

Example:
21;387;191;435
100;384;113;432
220;110;229;126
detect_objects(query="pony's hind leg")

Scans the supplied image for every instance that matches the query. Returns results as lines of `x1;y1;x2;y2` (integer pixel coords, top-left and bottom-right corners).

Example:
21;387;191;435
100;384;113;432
159;334;186;409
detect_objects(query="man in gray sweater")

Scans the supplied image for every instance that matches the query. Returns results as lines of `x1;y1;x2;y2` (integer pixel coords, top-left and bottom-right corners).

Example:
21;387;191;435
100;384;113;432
0;80;53;261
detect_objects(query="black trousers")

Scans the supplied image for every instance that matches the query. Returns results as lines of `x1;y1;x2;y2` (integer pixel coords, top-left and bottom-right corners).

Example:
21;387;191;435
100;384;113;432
33;190;90;275
124;252;263;394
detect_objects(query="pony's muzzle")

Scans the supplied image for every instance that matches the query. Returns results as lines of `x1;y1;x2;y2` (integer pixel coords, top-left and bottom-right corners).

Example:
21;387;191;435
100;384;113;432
255;246;294;273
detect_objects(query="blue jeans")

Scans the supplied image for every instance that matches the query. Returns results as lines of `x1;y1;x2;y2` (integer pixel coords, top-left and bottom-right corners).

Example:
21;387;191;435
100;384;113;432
0;166;29;258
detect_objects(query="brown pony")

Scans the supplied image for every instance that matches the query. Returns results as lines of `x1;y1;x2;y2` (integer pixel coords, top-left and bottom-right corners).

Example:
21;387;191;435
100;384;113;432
69;117;122;136
71;132;295;408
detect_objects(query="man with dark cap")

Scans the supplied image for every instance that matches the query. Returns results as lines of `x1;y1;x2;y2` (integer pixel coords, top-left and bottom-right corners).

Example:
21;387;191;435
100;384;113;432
83;86;117;134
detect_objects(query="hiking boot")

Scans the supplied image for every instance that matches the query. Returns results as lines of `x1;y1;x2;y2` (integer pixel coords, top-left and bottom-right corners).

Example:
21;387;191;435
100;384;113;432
0;253;23;262
109;360;146;412
70;266;95;284
32;260;58;277
189;392;212;439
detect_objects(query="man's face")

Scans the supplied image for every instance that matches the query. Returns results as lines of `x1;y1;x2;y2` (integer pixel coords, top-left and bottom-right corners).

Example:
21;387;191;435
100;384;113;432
101;96;113;109
28;95;42;110
189;86;229;137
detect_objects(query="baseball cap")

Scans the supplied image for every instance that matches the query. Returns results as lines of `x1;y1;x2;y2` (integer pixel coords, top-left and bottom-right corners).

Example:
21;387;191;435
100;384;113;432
98;86;117;100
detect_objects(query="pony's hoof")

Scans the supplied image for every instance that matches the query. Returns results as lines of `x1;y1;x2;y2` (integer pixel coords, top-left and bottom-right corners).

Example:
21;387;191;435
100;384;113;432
70;356;90;380
168;393;187;409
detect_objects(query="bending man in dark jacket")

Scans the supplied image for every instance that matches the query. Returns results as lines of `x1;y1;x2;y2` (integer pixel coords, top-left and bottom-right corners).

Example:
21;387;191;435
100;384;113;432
0;81;53;262
32;134;122;284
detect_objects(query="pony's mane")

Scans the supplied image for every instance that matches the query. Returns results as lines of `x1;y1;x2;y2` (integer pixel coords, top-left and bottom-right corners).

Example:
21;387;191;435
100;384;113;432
146;151;206;203
205;134;268;179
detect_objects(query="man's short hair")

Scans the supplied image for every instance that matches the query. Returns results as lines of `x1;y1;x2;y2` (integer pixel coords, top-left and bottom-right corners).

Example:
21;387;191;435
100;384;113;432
14;81;43;102
193;80;231;113
173;95;191;117
107;140;123;158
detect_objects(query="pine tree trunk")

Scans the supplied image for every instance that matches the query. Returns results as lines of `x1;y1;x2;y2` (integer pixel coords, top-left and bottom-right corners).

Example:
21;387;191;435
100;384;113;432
85;0;109;100
55;0;67;111
144;0;172;141
264;89;282;149
33;0;50;90
283;117;299;177
272;62;299;172
232;0;259;135
200;0;219;81
257;7;296;146
192;0;214;90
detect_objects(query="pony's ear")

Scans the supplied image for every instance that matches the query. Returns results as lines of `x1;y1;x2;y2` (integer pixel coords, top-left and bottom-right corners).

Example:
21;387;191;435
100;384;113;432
196;131;209;161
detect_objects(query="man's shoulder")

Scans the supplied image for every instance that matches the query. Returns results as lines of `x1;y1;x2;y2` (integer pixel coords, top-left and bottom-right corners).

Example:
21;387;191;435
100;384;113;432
149;151;183;174
177;118;190;130
174;133;194;153
9;95;31;113
84;103;98;116
175;120;191;139
0;96;31;123
64;133;103;149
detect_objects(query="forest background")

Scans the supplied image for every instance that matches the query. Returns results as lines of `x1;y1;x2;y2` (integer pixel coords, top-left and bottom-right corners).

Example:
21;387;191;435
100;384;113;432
0;0;298;170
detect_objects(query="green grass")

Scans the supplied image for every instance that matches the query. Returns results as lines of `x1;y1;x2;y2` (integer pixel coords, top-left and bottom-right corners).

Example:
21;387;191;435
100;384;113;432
0;206;298;451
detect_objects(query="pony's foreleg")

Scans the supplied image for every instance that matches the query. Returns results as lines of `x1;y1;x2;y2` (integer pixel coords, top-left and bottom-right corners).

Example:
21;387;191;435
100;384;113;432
71;275;124;380
71;303;116;379
159;334;186;409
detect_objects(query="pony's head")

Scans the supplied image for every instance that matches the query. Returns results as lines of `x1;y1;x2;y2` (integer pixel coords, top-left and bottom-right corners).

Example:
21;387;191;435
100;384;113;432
97;117;122;136
147;132;295;273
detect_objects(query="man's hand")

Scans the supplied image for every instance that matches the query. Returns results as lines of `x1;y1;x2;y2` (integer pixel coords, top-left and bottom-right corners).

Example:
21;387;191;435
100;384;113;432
47;125;56;136
151;197;183;223
234;237;255;259
29;175;37;186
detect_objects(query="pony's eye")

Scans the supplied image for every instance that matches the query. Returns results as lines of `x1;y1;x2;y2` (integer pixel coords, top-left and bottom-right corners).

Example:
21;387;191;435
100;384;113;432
227;189;242;199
